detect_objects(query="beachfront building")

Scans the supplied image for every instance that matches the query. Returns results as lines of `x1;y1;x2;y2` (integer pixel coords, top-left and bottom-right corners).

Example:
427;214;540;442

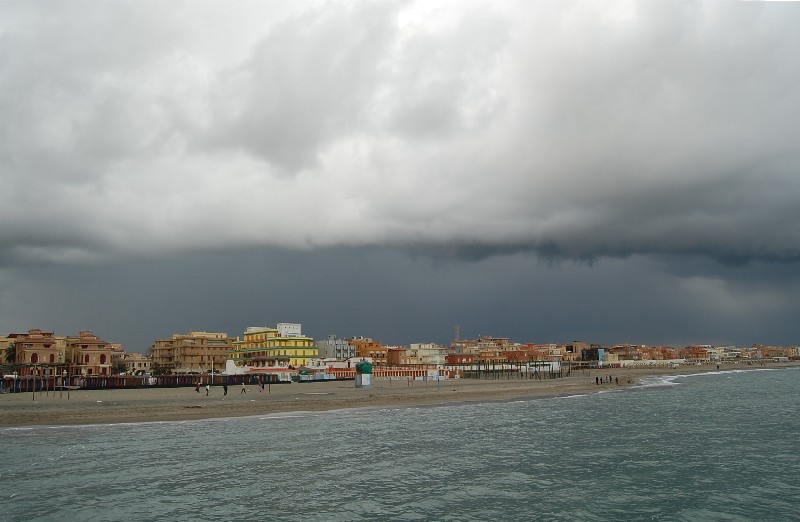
753;345;796;359
122;352;153;375
609;344;645;361
5;329;123;377
150;331;235;374
446;353;475;364
316;334;355;360
302;356;372;370
5;329;68;376
455;336;511;355
349;336;388;365
66;330;123;376
231;323;317;369
528;344;562;360
403;343;447;366
559;341;591;362
679;345;711;363
387;343;447;366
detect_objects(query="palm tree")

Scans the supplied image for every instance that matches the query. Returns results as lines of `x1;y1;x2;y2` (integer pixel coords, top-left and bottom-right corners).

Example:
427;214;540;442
4;342;16;365
111;360;127;375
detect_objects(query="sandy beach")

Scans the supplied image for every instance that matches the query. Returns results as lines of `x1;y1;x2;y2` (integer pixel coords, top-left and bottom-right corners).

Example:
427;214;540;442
1;363;795;427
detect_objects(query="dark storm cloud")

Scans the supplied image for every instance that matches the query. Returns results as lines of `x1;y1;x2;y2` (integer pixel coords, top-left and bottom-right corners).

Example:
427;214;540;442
2;248;798;351
2;1;799;267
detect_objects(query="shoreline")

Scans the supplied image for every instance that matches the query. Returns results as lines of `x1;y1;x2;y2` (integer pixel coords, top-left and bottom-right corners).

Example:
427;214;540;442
1;362;797;428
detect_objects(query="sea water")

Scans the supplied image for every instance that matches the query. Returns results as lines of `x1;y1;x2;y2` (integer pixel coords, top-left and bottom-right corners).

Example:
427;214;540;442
1;368;798;521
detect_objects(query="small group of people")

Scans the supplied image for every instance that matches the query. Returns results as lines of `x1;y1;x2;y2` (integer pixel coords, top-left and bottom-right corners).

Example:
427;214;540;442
194;382;211;396
595;375;619;385
194;382;237;395
240;381;266;393
191;381;263;395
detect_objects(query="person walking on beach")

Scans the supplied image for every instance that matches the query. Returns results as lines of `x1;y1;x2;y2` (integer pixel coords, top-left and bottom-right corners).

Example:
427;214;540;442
195;382;200;393
240;382;247;394
260;381;265;393
205;384;210;396
223;383;228;396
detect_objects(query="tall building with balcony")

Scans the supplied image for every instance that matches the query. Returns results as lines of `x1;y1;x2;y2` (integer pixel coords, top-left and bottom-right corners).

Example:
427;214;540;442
316;335;355;360
349;336;387;365
150;331;235;374
231;323;316;369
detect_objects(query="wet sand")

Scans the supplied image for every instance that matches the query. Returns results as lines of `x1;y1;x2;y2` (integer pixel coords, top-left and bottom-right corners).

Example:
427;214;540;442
1;362;795;427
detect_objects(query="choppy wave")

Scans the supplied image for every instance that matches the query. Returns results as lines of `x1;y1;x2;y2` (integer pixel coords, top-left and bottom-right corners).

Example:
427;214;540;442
1;368;798;521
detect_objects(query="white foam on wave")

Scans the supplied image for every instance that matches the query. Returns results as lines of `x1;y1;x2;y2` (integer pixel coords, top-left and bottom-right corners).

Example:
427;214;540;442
257;414;316;420
633;367;782;389
682;367;779;378
636;375;683;388
556;393;590;399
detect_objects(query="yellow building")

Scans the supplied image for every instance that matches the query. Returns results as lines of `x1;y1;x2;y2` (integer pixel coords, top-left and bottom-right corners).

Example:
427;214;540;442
232;323;316;369
122;352;153;375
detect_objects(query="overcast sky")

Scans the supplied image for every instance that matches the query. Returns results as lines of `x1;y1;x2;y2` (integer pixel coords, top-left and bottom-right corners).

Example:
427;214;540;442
2;1;799;352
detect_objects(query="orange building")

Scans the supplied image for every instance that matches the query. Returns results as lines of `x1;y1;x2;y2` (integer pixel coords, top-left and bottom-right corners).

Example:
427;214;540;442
452;336;510;355
66;330;122;376
446;353;474;364
151;331;235;374
7;329;122;376
6;329;67;376
349;337;388;365
679;345;710;362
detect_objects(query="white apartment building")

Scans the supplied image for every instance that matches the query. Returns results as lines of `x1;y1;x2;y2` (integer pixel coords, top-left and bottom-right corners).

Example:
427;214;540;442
316;335;356;360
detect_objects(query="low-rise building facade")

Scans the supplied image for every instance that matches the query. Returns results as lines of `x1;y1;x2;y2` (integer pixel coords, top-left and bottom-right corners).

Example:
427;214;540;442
66;330;122;376
5;329;67;376
150;331;235;374
406;343;447;365
122;352;153;374
5;329;122;376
